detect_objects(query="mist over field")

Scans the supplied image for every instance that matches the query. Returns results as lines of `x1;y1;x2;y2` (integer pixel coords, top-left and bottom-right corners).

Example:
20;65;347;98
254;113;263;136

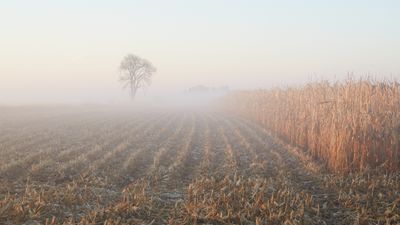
1;1;400;224
1;1;400;105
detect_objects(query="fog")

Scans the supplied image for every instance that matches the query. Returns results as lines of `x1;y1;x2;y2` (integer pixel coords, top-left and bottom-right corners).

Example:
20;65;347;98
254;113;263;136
1;1;399;106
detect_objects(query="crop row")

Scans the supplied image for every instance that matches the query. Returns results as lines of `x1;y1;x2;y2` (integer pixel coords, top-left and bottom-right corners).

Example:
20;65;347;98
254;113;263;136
222;79;400;172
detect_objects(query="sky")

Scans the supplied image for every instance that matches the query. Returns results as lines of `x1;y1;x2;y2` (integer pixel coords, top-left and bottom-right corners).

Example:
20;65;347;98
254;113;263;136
0;0;399;104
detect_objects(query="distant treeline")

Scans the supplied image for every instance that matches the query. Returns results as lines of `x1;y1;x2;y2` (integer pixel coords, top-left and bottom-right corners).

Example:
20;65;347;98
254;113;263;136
185;85;229;95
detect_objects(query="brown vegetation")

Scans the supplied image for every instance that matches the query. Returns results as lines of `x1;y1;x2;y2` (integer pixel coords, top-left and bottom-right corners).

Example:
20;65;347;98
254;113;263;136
222;79;400;172
0;107;399;224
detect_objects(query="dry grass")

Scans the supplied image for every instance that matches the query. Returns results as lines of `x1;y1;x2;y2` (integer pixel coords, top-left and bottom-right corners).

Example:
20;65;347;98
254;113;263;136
178;175;322;225
222;78;400;172
1;108;399;224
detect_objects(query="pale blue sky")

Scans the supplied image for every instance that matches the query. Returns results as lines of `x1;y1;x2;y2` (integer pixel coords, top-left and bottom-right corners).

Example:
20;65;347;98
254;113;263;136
0;0;399;103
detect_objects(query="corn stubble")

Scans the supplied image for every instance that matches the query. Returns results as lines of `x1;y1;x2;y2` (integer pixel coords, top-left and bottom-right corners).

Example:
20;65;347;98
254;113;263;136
0;104;399;224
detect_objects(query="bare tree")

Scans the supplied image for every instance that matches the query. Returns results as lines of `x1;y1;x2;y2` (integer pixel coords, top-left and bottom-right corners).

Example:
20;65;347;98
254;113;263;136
119;54;156;100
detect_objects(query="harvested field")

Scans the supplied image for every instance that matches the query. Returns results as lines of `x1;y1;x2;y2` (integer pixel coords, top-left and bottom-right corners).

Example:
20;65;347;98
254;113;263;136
0;107;399;224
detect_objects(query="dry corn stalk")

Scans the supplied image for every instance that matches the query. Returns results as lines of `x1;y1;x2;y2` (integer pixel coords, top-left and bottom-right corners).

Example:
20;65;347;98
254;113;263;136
221;79;400;173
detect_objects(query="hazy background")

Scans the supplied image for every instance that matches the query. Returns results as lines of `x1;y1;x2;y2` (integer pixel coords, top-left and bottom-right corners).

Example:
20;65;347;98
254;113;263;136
1;0;399;104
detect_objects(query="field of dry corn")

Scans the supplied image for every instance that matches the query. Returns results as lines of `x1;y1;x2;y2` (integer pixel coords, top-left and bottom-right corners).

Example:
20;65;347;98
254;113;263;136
222;79;400;173
0;106;399;224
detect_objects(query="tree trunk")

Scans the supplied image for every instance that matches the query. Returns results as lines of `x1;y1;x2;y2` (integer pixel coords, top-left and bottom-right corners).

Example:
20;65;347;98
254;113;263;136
130;82;137;100
130;87;137;100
